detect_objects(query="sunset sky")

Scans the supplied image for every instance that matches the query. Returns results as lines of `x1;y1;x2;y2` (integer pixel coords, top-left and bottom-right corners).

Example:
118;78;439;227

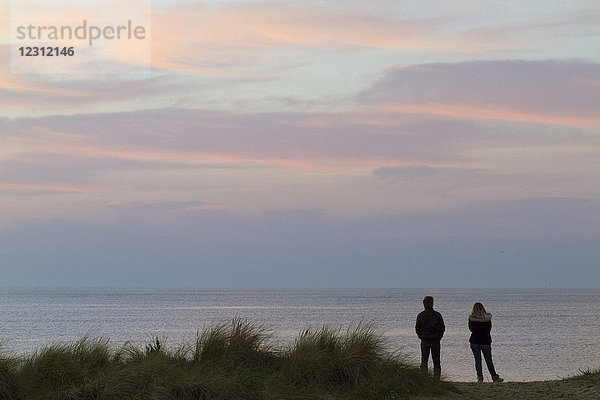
1;1;599;288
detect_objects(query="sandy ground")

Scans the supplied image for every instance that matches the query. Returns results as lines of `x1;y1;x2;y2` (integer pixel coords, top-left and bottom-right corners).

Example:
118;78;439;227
411;379;600;400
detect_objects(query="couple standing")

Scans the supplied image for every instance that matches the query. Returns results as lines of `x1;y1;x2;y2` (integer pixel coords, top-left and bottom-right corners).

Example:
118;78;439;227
415;295;504;382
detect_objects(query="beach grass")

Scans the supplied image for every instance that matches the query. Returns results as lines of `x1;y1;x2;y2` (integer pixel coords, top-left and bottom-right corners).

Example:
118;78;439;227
0;318;454;400
568;367;600;385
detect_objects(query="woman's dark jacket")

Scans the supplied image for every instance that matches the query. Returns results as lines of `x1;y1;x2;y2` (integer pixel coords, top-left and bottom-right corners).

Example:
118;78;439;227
468;313;493;345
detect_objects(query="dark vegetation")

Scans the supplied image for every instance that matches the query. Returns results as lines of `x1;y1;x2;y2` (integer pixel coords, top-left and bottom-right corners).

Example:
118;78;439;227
568;367;600;386
0;318;455;399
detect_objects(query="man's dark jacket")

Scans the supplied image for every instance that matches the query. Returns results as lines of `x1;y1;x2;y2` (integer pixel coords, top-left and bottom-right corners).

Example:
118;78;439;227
415;308;445;340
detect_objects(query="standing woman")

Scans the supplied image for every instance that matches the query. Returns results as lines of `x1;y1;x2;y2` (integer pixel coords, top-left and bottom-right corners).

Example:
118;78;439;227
468;302;504;382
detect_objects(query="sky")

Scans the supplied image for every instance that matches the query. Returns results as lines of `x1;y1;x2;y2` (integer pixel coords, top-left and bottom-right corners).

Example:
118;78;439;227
1;0;599;288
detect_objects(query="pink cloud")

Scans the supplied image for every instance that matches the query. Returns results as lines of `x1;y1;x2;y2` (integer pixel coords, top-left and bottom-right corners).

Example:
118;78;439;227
149;3;490;74
0;182;92;194
0;44;184;110
369;102;600;129
7;135;324;171
109;200;227;212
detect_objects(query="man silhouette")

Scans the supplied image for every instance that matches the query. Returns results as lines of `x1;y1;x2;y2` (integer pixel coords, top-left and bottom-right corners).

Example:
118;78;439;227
415;295;445;379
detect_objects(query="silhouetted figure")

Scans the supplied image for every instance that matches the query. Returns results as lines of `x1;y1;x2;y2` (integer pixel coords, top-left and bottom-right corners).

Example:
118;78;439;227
415;295;445;379
468;302;504;383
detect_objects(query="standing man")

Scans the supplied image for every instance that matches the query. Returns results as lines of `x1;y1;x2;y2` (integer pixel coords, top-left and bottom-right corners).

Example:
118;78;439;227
415;295;445;379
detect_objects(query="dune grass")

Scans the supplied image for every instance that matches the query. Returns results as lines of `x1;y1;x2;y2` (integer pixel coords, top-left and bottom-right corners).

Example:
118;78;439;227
568;367;600;386
0;319;454;400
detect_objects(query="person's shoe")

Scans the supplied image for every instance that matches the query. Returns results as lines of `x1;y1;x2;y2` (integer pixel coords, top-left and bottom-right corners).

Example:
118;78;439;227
477;376;484;383
492;375;504;382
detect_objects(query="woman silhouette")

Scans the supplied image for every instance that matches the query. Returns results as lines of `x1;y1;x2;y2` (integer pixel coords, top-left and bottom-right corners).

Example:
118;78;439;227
468;302;504;382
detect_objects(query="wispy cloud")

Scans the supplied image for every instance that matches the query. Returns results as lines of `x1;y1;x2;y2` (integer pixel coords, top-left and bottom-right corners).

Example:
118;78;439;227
0;45;189;112
109;200;226;213
0;182;92;195
360;60;600;128
0;108;485;175
369;102;600;128
149;2;489;74
458;11;600;52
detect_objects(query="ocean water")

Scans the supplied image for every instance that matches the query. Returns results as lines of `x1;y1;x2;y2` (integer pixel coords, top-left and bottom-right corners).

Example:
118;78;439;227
0;288;598;382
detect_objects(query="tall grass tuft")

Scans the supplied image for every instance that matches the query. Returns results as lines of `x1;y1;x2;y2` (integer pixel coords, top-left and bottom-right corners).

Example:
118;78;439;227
283;326;343;385
18;337;112;399
340;324;387;386
282;324;389;387
0;347;21;400
194;317;275;369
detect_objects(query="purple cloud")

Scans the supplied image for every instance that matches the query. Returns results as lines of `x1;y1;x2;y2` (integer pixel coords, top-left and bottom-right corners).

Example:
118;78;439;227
360;59;600;119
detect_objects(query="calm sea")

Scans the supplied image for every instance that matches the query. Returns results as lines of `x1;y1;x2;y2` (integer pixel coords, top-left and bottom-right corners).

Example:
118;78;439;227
0;288;598;382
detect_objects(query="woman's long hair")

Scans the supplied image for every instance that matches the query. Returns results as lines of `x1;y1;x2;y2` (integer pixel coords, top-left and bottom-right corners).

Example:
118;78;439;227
471;302;487;315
